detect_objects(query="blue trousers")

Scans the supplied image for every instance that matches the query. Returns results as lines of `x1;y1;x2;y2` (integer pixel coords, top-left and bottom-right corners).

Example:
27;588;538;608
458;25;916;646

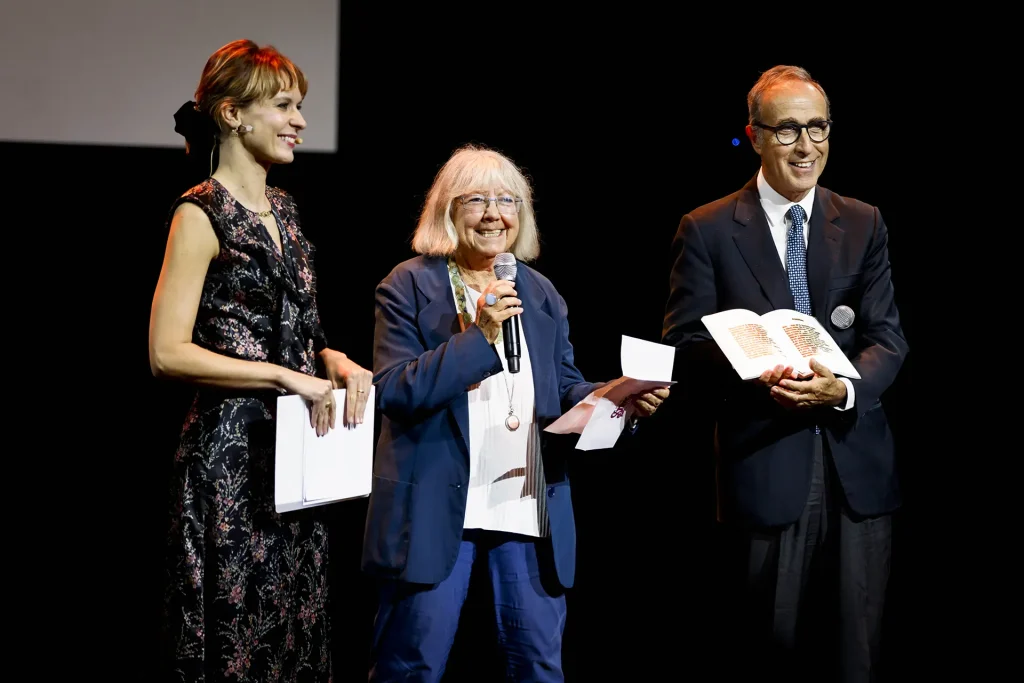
369;530;567;683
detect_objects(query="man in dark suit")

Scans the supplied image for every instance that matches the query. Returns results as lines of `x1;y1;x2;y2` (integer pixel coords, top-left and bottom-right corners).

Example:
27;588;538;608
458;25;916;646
661;65;908;682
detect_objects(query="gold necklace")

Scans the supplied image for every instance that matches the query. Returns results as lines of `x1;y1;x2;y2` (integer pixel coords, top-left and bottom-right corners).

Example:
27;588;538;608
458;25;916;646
255;208;273;218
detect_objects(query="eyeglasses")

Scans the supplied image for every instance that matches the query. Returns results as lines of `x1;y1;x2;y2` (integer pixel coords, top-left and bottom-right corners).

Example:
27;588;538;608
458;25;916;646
456;194;523;215
753;119;832;145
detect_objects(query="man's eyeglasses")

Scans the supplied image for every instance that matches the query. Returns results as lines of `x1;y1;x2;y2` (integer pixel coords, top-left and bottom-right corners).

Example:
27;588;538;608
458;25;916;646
456;194;523;215
753;119;832;145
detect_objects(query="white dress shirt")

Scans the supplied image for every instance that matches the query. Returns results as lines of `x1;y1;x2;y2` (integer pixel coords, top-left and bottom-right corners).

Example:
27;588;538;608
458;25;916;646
756;168;855;411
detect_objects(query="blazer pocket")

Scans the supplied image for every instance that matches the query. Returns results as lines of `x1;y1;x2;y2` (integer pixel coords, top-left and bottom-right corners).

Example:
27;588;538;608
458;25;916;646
829;272;862;290
366;475;416;569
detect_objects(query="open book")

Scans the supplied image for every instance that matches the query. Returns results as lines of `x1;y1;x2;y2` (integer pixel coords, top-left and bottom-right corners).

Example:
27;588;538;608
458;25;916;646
701;309;860;381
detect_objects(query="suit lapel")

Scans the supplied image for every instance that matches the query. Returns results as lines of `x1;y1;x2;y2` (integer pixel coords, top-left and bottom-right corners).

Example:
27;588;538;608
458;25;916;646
415;258;461;350
413;258;471;448
732;175;795;311
806;187;843;323
516;268;558;420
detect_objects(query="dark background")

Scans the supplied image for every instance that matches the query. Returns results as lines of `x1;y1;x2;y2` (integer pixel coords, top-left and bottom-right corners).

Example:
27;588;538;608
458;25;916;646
8;14;970;682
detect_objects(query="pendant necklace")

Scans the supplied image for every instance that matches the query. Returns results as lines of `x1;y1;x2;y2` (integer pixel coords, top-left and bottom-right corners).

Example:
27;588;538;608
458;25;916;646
501;372;519;432
448;257;519;431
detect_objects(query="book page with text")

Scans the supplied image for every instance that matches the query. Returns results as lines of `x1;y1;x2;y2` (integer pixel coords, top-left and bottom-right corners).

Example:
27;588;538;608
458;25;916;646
701;309;790;380
760;310;861;379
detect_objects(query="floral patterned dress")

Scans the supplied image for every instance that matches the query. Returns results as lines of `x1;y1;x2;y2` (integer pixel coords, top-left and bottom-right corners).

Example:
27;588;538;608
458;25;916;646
162;178;332;682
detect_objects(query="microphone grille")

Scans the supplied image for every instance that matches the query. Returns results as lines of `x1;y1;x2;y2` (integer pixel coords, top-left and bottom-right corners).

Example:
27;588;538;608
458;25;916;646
830;305;855;330
494;252;517;281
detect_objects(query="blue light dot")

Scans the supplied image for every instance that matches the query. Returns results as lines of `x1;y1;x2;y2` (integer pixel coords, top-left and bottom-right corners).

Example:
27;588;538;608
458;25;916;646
731;138;740;146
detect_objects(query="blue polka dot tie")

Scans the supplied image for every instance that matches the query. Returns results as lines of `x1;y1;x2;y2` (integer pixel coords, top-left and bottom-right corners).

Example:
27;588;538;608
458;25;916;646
786;205;821;433
786;205;812;316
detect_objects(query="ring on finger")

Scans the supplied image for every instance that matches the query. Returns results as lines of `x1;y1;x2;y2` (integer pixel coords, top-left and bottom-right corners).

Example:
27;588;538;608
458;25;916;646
485;293;497;306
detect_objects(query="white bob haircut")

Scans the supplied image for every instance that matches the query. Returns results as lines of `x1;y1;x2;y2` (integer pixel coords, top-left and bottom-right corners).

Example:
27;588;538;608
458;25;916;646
411;144;540;262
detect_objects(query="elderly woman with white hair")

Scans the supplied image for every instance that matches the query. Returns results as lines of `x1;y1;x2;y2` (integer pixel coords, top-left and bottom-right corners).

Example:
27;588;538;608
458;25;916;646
361;144;670;682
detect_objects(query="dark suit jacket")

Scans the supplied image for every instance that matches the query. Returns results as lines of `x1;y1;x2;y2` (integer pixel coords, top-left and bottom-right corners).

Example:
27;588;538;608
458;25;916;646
662;174;908;528
362;255;602;588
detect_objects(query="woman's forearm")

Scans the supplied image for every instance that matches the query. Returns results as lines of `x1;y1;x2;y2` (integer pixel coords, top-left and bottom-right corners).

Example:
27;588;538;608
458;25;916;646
150;341;288;390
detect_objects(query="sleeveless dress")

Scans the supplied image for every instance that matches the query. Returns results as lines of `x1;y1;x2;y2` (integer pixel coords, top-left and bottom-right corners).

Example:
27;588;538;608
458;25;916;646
162;178;332;682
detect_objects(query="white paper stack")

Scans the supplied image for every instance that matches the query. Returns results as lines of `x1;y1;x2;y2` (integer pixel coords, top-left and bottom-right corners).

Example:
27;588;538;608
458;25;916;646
274;387;374;513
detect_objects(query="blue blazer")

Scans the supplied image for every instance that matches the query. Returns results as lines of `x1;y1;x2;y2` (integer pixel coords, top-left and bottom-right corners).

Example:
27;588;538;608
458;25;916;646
362;255;607;588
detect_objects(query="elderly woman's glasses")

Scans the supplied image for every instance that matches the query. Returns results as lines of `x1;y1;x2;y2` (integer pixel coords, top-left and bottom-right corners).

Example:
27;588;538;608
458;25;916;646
457;194;523;215
753;119;832;145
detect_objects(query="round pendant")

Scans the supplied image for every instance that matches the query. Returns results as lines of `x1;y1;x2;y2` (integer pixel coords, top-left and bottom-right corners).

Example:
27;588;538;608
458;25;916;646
505;414;520;431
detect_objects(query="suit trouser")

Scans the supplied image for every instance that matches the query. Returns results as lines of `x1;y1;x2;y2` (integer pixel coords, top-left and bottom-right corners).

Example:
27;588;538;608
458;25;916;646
739;435;892;683
368;530;567;683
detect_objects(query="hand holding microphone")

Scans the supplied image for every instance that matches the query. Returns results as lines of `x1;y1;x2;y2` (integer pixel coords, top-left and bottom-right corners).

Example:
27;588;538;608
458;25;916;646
474;279;521;347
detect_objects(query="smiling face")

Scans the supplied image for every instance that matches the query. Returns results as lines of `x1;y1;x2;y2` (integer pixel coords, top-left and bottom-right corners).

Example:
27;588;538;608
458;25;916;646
235;87;306;164
748;79;830;202
452;187;521;264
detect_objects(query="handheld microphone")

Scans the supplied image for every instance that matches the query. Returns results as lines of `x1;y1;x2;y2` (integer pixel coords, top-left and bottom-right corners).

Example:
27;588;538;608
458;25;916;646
494;252;521;373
